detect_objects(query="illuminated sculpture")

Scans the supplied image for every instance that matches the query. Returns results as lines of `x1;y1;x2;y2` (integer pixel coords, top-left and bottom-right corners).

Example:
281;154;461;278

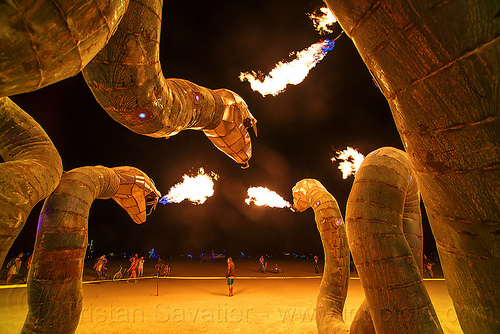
0;0;256;266
324;1;499;332
21;165;160;333
1;1;254;333
82;0;257;166
0;98;63;270
292;148;441;333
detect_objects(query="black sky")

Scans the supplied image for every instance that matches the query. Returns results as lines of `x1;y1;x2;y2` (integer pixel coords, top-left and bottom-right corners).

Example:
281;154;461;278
7;1;434;259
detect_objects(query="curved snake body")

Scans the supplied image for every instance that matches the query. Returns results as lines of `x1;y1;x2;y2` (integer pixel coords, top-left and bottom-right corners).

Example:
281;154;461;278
0;0;129;97
292;147;436;333
21;165;159;334
82;0;257;166
0;97;62;267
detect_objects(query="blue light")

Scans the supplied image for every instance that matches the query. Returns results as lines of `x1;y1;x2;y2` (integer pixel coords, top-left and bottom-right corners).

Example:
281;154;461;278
158;195;172;205
321;39;335;54
138;112;147;119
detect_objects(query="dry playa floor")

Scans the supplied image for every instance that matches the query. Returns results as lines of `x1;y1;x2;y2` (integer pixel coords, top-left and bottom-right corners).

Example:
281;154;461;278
1;259;463;333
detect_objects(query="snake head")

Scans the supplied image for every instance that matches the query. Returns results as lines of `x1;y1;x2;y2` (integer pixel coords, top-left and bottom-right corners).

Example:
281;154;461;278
292;179;324;212
204;89;257;168
111;166;161;224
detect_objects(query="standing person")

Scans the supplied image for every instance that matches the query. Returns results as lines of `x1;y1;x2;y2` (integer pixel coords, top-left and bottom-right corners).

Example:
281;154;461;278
6;253;23;284
226;257;235;297
22;253;33;283
127;259;138;283
94;255;106;279
137;257;145;277
314;255;319;273
259;255;265;273
100;255;108;278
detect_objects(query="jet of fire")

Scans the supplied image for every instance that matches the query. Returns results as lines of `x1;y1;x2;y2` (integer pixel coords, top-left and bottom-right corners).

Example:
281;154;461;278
245;186;292;209
159;168;219;205
331;147;365;179
308;7;337;34
239;39;335;97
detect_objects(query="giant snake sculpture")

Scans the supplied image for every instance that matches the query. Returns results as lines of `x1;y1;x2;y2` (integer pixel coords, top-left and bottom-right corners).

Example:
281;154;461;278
0;0;498;333
0;0;256;264
323;1;500;332
1;0;255;333
293;148;440;333
22;165;160;333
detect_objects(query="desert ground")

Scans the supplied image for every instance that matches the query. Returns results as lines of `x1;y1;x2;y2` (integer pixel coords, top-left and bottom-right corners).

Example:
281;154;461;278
1;258;463;333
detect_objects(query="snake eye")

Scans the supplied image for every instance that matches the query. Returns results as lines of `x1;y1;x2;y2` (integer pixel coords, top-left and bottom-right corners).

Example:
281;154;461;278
243;118;253;128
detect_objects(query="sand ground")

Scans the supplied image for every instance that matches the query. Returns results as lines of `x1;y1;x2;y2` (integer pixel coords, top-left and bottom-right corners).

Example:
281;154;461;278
0;259;462;333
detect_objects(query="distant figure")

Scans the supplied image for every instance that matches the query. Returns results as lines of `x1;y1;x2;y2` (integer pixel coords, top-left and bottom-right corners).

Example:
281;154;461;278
155;258;166;276
226;257;235;296
101;256;108;278
129;253;138;267
22;253;33;283
6;253;23;284
137;257;145;277
259;255;265;273
127;254;138;282
423;254;435;278
314;255;319;273
271;264;282;273
164;263;171;277
94;255;107;279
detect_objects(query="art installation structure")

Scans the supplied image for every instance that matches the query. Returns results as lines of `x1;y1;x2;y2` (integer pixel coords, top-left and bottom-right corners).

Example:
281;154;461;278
0;0;129;97
292;148;436;334
0;98;63;268
21;165;160;333
0;0;255;264
324;1;500;332
81;0;257;167
0;0;497;333
0;1;255;332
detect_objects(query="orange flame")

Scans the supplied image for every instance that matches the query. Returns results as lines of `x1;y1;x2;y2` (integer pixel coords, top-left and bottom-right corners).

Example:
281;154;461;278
160;168;219;205
239;39;335;97
331;147;365;179
308;7;337;34
245;186;291;209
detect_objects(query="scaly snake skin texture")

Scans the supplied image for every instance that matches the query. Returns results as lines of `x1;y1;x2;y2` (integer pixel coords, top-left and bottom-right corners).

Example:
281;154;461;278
292;148;436;333
325;1;500;332
21;165;160;334
82;0;257;166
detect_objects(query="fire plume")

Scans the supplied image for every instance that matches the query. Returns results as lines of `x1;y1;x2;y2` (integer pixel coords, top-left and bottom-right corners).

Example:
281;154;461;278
308;7;337;34
331;147;365;179
245;186;291;209
159;168;219;205
239;39;335;97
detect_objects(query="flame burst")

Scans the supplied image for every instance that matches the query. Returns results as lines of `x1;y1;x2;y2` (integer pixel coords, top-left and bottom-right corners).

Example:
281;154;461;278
245;187;291;209
331;147;365;179
159;168;219;205
308;7;337;34
239;39;335;97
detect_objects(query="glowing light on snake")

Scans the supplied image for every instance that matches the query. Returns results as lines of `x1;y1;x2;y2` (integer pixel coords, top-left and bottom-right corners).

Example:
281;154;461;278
239;39;335;96
159;168;219;205
331;146;365;179
245;186;292;209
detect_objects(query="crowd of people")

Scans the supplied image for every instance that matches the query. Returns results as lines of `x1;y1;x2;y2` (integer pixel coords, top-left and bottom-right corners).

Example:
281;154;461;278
92;253;171;282
2;252;440;286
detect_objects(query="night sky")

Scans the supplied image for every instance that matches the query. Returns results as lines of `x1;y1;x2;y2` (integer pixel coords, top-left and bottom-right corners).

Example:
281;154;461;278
7;1;434;259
